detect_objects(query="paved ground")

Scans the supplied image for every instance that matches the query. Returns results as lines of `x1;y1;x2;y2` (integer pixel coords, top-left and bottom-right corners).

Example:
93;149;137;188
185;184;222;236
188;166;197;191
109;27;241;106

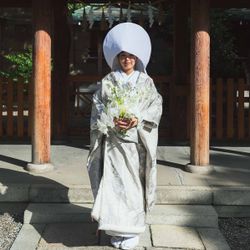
0;143;250;187
0;143;250;249
11;222;230;250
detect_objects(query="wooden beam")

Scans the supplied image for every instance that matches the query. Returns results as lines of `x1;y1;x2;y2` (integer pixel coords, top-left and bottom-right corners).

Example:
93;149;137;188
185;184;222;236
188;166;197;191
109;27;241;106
0;0;31;8
69;0;250;8
71;0;172;3
31;0;52;164
190;0;210;166
1;0;250;9
211;0;250;8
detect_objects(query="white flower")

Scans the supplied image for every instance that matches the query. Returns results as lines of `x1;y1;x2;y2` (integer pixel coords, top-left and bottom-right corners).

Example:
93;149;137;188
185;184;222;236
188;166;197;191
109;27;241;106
97;119;108;135
96;80;151;136
97;112;115;135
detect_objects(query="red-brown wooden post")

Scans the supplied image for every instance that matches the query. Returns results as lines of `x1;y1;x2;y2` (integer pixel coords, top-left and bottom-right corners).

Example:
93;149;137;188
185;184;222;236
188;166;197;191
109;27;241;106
186;0;213;173
27;0;53;172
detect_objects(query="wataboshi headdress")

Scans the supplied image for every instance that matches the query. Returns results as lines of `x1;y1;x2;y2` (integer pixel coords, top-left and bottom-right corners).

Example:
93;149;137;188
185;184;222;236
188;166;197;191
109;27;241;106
103;22;152;73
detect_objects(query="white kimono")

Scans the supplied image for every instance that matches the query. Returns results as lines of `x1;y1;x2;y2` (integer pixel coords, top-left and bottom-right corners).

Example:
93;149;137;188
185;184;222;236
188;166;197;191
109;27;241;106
87;70;162;236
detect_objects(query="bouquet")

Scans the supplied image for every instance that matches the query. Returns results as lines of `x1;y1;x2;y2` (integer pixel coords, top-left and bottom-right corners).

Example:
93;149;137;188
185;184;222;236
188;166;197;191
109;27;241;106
96;80;151;136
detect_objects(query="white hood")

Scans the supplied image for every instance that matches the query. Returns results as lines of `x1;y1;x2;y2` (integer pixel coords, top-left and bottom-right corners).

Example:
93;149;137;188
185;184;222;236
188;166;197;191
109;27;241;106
103;22;152;73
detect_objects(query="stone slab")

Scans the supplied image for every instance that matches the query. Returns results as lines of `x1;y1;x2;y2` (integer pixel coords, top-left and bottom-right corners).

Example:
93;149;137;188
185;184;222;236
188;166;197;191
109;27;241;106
151;225;205;249
38;248;143;250
99;224;151;247
157;165;210;186
139;224;152;247
213;187;250;205
0;202;28;213
0;183;29;202
24;203;93;224
146;248;189;250
147;205;218;228
29;184;93;203
197;228;230;250
146;248;188;250
43;248;144;250
37;223;98;249
156;186;212;204
214;205;250;217
10;224;45;250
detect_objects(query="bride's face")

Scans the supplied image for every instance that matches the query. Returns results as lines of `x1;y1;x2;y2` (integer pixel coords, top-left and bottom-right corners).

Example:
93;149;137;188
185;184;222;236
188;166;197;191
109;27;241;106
118;52;137;75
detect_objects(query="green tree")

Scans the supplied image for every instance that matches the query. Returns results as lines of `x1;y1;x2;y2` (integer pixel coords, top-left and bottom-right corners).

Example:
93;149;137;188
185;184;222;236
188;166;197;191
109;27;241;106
0;48;32;81
210;10;243;78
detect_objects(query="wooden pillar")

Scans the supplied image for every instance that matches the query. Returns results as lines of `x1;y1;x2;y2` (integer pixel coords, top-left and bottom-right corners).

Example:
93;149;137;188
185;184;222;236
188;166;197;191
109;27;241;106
27;0;53;172
52;0;70;139
187;0;212;173
0;19;3;51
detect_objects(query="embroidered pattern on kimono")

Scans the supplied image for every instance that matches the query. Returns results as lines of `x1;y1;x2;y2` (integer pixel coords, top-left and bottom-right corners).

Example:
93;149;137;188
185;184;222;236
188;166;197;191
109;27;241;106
87;71;162;234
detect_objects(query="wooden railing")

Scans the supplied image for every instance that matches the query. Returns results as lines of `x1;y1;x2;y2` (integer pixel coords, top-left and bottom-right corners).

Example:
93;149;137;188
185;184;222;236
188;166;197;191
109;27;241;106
1;76;250;142
0;78;31;139
210;78;250;140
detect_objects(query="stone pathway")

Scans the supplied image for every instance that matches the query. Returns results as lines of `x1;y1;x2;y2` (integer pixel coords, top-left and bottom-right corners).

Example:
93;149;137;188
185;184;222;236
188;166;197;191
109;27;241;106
1;144;250;249
10;222;230;250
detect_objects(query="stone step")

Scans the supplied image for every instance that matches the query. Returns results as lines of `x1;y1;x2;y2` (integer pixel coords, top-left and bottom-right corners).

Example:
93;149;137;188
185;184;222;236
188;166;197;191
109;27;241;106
1;184;212;204
147;204;218;228
150;225;230;250
24;203;218;228
3;183;250;206
24;203;93;224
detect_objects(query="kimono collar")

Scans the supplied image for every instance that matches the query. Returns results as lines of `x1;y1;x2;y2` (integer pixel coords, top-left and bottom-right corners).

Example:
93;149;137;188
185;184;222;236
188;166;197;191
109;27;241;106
113;70;140;87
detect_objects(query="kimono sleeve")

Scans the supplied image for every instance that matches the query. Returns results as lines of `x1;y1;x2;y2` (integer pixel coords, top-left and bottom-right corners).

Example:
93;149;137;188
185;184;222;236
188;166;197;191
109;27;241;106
89;86;104;149
138;77;163;131
87;86;105;198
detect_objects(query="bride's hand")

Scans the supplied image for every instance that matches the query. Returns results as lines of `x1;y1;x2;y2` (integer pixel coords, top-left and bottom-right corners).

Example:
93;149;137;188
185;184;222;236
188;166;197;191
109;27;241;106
128;117;138;129
114;117;138;130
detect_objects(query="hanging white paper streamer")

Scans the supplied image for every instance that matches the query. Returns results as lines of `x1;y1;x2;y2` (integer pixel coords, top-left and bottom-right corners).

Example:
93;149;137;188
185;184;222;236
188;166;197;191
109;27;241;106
127;3;132;22
148;3;154;28
108;5;114;28
88;6;94;29
82;7;88;30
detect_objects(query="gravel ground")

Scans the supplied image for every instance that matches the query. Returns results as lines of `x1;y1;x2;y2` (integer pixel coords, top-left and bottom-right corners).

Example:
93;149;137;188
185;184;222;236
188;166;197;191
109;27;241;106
219;218;250;250
0;212;23;250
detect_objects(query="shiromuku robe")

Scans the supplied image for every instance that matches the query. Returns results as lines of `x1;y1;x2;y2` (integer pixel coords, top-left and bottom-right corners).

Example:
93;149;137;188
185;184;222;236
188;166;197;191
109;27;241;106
87;71;162;235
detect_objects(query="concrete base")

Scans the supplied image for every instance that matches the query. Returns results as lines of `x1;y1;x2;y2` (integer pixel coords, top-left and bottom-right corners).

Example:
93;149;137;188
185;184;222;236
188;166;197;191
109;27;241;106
26;163;54;173
185;164;214;174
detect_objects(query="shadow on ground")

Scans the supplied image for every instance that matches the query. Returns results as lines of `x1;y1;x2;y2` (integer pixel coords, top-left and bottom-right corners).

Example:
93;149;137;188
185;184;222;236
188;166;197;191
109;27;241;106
0;166;102;248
